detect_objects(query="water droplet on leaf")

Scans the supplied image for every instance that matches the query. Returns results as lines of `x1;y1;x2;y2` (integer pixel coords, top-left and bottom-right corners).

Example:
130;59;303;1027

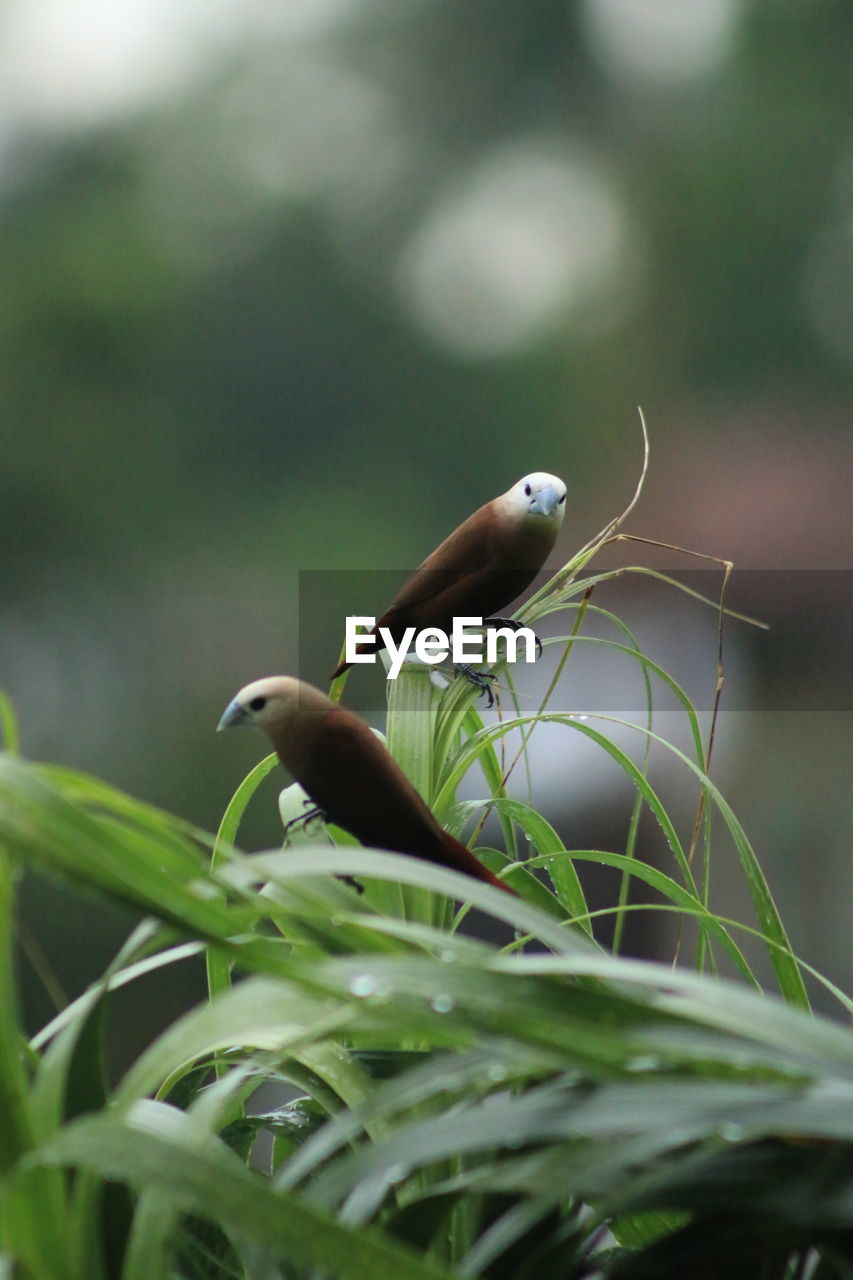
430;992;455;1013
625;1055;661;1072
349;974;379;998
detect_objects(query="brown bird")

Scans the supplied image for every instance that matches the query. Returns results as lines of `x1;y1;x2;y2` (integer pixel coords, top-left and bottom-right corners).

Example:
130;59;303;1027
217;676;514;894
330;471;566;680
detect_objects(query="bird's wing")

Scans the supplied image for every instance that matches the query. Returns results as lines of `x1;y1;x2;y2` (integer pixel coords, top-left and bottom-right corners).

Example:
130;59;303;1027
381;506;497;616
301;709;514;891
300;708;442;858
330;514;495;675
378;506;539;632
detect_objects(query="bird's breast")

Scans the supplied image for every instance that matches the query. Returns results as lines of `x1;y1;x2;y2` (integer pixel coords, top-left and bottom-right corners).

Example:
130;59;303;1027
494;513;558;568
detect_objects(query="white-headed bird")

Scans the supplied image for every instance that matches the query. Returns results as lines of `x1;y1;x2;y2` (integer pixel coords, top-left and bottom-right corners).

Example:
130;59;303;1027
330;471;566;680
218;676;514;893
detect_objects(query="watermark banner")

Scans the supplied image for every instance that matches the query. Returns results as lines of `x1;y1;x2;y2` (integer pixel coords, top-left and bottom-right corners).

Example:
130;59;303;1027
297;569;851;713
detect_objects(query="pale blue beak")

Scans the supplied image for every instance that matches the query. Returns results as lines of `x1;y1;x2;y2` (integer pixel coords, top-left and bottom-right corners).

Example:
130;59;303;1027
217;699;249;731
531;485;559;517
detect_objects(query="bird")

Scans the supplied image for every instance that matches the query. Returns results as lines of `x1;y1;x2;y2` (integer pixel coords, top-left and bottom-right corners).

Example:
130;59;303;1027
218;676;515;894
330;471;566;681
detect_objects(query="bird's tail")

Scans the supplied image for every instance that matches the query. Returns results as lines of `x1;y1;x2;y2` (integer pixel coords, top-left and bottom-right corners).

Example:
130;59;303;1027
438;831;517;895
331;623;382;681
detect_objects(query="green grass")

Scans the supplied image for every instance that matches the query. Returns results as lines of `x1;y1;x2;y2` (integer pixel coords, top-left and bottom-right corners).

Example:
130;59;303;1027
1;434;851;1278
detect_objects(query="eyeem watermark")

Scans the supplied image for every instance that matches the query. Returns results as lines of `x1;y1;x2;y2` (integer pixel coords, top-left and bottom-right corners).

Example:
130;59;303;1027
346;616;538;679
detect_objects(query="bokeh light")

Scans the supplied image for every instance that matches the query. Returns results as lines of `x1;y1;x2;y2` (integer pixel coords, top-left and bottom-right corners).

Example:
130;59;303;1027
580;0;742;87
396;140;633;357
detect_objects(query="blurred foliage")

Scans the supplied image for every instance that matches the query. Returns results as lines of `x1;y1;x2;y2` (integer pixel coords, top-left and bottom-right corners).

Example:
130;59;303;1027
1;645;852;1277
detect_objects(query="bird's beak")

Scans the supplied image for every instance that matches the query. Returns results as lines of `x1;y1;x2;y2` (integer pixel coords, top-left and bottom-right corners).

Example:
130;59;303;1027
217;699;249;731
531;485;559;517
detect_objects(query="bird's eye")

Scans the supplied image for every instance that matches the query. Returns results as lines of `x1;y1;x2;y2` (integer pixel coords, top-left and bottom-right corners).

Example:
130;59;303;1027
558;493;565;504
249;696;267;712
524;483;531;496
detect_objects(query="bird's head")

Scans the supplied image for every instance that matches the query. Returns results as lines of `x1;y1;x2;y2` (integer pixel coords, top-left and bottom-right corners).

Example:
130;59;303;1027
505;472;567;526
217;676;305;736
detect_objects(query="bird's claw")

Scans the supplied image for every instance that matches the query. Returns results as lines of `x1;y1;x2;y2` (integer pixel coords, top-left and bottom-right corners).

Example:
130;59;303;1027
454;663;498;708
482;616;543;658
284;801;326;837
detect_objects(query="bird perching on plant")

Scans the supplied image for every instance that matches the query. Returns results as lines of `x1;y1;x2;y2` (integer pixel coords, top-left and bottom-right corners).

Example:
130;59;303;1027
330;472;567;687
218;675;515;894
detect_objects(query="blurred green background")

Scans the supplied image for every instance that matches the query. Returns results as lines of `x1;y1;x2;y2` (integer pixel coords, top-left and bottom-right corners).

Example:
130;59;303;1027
1;0;850;1026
